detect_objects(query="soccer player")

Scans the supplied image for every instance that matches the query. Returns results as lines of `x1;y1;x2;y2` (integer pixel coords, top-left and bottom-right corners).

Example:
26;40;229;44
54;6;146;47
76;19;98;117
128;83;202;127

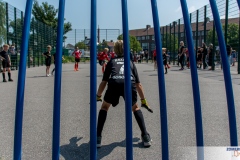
0;44;13;82
42;45;52;77
72;47;82;71
51;52;65;76
97;48;110;73
96;40;152;148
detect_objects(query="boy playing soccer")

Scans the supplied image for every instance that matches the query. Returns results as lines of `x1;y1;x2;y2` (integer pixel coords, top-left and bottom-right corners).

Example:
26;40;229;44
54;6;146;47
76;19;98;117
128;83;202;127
96;40;152;148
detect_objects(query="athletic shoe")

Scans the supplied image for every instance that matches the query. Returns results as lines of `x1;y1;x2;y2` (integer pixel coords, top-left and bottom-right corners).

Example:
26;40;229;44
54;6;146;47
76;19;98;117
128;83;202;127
3;79;7;82
142;134;152;147
8;79;13;82
97;136;102;148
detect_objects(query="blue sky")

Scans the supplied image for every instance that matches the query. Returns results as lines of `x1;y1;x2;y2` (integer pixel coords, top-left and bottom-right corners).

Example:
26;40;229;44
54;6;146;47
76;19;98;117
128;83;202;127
6;0;210;29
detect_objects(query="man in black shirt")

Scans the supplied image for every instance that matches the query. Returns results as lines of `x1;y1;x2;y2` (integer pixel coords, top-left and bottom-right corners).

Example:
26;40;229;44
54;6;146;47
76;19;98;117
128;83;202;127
96;40;152;148
42;45;52;77
178;41;185;70
0;44;13;82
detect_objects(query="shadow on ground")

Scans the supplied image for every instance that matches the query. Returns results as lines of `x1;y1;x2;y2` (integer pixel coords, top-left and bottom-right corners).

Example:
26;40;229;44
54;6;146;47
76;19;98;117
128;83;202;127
60;137;143;160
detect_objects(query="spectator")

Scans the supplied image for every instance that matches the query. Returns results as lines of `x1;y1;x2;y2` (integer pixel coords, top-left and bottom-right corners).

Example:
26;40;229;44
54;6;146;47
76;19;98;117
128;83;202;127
226;44;232;66
202;43;208;69
231;50;236;66
208;44;215;70
178;41;185;70
144;50;149;63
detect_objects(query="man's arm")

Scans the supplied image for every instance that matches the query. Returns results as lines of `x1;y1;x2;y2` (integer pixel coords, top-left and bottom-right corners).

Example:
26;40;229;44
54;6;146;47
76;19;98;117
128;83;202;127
97;81;107;96
135;83;145;99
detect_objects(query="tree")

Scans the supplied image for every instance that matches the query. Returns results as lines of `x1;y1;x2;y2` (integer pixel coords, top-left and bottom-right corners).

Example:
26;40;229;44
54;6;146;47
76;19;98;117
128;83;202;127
117;34;142;52
0;1;6;45
32;1;72;35
75;41;87;49
9;18;23;47
162;33;178;53
206;23;239;50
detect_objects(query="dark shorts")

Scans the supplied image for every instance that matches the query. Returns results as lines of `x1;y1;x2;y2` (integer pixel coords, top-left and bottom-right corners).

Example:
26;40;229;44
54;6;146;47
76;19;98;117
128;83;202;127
104;83;137;107
45;58;51;66
75;58;80;62
99;60;105;66
2;61;10;68
154;56;157;61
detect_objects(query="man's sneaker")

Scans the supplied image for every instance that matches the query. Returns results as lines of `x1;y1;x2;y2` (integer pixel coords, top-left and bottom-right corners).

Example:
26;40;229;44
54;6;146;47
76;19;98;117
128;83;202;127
3;79;7;82
8;79;13;82
142;134;152;147
97;136;102;148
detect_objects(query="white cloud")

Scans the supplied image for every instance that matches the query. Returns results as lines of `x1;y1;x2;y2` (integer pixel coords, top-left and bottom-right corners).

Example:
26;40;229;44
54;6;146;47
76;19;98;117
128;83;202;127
175;6;181;12
189;6;196;13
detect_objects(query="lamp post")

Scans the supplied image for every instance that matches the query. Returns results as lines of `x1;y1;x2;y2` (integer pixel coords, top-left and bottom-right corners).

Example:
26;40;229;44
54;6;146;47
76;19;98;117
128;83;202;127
146;25;151;62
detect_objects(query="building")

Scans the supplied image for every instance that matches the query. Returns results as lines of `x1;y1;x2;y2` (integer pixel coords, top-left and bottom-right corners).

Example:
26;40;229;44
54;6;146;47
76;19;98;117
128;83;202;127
129;18;239;53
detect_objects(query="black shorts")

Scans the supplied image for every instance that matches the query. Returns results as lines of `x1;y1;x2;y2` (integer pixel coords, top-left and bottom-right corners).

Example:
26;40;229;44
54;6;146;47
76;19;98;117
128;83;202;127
75;58;80;62
2;61;10;68
45;58;51;66
104;83;137;107
99;60;105;66
154;57;157;61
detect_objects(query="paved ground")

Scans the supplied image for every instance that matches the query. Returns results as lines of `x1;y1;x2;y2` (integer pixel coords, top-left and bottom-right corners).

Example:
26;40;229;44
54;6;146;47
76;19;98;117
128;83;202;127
0;62;240;160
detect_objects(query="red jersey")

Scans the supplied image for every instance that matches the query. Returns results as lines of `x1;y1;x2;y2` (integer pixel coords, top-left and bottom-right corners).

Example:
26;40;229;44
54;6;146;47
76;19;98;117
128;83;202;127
98;52;110;61
109;52;116;59
73;50;81;59
153;50;157;57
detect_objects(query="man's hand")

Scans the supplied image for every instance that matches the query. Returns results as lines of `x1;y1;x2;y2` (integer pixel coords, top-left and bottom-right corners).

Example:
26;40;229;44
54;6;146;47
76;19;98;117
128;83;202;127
97;95;102;102
141;99;153;113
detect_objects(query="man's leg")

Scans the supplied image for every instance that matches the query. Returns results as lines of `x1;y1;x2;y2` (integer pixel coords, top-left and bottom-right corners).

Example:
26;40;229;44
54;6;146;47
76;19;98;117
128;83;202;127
7;67;13;81
97;101;111;147
2;68;6;82
132;103;151;147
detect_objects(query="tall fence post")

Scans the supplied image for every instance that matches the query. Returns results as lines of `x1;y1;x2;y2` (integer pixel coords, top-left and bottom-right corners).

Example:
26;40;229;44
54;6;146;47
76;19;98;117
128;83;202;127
90;0;97;159
52;0;65;159
204;5;207;43
209;0;238;147
13;0;34;159
14;7;17;70
121;0;133;159
162;27;165;48
32;19;35;67
225;0;229;44
180;1;204;159
238;12;240;74
150;0;169;159
37;21;39;67
169;23;172;64
178;19;180;66
212;22;216;71
173;21;176;65
196;10;199;52
6;3;9;44
166;25;168;53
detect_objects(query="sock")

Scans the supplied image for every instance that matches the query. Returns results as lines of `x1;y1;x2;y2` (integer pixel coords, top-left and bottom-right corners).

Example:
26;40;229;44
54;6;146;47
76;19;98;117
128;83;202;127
97;110;107;137
2;72;5;80
8;72;11;80
134;110;148;136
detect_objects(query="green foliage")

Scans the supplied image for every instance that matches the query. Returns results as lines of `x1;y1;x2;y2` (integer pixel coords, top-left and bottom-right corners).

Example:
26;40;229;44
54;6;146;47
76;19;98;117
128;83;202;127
0;1;6;44
117;34;142;52
75;41;87;49
32;1;72;37
9;18;23;46
162;33;178;52
206;23;239;50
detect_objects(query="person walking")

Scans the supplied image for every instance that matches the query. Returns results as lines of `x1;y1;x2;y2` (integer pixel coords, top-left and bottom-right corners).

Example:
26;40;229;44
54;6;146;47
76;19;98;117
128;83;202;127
178;41;185;70
0;44;13;82
72;47;82;71
96;40;152;148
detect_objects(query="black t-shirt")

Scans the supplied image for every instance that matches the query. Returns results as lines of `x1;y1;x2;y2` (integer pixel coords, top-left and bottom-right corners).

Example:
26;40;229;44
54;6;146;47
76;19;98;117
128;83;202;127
226;45;231;55
203;47;208;56
102;57;140;84
163;54;167;62
0;50;9;62
179;46;185;55
43;51;51;59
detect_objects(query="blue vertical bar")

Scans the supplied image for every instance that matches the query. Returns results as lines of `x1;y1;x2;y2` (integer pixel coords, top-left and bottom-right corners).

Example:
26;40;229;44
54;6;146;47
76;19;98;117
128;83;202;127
180;1;204;160
52;0;65;159
209;0;238;146
13;0;33;159
150;1;169;160
90;0;97;159
237;0;240;9
121;0;133;160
